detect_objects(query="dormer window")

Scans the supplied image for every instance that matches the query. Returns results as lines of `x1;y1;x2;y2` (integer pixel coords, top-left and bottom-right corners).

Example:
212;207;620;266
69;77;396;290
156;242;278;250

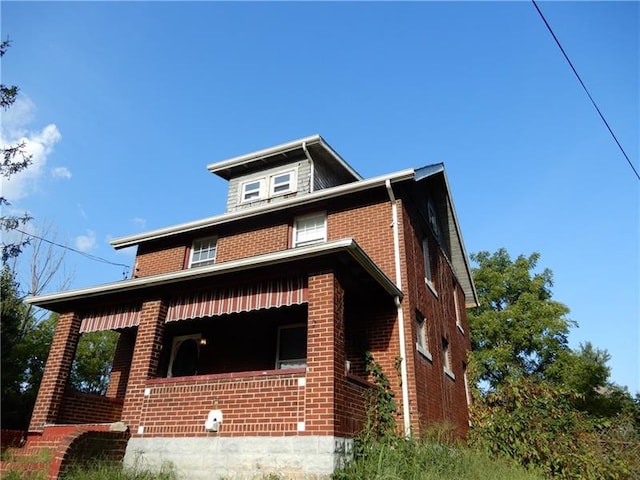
239;169;297;205
189;237;217;268
270;171;295;196
241;179;264;203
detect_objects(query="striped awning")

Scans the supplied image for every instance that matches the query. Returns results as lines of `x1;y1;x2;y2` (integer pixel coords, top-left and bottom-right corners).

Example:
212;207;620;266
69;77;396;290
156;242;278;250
166;277;308;322
80;305;141;333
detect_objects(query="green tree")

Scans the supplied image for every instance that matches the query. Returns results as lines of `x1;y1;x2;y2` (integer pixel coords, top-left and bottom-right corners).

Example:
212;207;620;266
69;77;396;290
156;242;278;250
468;249;573;390
70;330;119;395
1;39;33;262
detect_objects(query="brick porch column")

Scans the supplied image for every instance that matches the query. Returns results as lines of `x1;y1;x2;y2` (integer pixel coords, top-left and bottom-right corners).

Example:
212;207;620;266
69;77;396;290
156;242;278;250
305;272;345;436
29;312;81;432
120;298;167;434
105;329;136;399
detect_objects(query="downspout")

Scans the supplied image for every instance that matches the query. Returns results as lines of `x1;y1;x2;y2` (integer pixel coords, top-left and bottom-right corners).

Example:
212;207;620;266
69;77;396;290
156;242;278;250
385;179;412;437
302;141;315;193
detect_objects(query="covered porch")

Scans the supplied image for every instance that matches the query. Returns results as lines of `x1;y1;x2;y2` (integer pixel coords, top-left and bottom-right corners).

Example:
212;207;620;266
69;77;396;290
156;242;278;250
26;239;401;442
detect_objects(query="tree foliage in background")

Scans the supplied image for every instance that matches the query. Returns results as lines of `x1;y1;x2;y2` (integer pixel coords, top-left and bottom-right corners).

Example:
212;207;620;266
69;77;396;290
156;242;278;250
468;248;640;479
1;39;33;262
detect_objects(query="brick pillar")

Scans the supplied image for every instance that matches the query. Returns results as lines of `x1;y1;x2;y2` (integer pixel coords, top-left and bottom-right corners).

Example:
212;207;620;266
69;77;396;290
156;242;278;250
29;312;81;432
305;272;345;436
106;329;136;399
120;299;167;434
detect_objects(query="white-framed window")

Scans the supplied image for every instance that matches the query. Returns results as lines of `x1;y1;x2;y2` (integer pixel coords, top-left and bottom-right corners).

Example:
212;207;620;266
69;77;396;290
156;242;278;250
415;311;432;361
168;334;201;377
240;179;265;203
422;238;437;296
453;286;464;333
293;212;327;247
270;170;296;196
442;337;455;380
427;199;440;239
189;237;217;268
276;324;307;369
463;362;472;408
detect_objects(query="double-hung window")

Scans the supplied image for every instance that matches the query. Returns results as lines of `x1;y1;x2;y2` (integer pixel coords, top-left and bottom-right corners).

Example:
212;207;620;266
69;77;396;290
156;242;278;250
422;238;437;295
189;237;217;268
276;324;307;369
241;179;264;203
270;170;295;196
427;199;440;239
416;311;432;361
293;212;327;247
442;337;455;380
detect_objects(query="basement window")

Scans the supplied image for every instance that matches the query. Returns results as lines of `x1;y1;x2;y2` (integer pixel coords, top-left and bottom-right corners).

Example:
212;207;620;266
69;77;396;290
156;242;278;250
276;324;307;369
189;237;217;268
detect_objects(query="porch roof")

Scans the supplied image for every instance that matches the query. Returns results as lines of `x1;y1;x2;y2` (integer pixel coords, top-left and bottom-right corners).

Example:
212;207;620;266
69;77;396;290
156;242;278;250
25;238;402;312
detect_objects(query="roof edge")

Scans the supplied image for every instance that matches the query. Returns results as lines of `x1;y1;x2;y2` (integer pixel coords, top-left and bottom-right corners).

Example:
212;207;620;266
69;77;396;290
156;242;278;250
110;168;415;249
26;238;401;309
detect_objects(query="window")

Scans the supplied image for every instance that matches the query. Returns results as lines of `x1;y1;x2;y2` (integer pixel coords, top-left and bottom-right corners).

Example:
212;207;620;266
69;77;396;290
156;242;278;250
442;337;455;380
239;169;297;204
293;212;327;247
168;334;201;377
415;311;432;361
270;170;295;196
422;239;437;295
276;324;307;369
189;237;217;268
463;362;472;407
427;199;440;239
241;179;264;203
453;286;464;333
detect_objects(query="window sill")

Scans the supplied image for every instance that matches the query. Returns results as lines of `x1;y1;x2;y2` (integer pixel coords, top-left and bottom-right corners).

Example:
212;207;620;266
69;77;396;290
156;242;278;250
444;368;456;381
425;280;438;298
416;343;433;362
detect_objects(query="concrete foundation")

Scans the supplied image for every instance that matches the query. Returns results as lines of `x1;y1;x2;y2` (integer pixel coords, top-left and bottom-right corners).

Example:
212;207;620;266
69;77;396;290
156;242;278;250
123;436;353;479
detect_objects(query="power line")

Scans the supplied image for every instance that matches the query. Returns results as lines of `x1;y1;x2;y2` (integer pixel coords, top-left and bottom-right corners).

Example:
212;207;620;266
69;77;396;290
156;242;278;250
13;228;131;272
531;0;639;181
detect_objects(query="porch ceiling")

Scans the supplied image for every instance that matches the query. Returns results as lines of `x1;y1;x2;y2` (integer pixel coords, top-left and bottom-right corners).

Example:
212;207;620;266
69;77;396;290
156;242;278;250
25;238;401;313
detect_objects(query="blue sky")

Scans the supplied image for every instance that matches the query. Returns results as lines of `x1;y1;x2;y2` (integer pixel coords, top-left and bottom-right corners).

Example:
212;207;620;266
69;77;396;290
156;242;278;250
2;1;638;393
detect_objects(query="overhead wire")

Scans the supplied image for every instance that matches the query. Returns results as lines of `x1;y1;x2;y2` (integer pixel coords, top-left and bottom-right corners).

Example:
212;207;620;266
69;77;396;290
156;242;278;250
531;0;639;181
13;227;131;274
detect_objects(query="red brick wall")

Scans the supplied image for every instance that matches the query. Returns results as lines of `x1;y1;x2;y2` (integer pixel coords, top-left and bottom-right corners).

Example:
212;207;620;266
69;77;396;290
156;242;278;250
57;390;124;425
135;243;186;277
139;370;305;437
106;330;136;399
216;223;289;263
401;203;471;437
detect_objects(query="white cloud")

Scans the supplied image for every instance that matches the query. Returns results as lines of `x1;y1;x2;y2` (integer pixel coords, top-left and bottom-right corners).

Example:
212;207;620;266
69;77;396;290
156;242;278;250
75;230;97;252
1;96;62;202
51;167;72;179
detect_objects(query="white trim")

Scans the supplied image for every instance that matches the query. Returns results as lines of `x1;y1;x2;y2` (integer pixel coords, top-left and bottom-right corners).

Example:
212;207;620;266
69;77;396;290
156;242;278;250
269;169;297;197
110;169;415;249
188;236;217;268
26;238;403;308
293;212;327;247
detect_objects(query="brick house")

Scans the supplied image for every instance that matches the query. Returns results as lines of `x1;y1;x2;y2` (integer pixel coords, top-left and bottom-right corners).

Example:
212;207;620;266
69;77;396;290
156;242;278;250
25;135;478;479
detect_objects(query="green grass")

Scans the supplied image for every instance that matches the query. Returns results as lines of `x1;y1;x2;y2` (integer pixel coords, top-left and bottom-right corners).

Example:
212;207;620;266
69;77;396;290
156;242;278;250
62;462;176;480
332;436;545;480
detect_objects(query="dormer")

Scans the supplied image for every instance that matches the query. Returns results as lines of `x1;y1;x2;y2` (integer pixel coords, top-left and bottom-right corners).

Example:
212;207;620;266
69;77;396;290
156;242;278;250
207;135;362;213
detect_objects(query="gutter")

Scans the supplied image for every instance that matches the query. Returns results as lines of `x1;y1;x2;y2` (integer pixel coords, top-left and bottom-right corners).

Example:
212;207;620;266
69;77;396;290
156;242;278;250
26;238;402;309
385;179;412;437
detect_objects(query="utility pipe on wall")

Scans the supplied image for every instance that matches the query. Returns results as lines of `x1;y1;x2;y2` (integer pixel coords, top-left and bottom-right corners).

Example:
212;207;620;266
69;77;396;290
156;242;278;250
302;141;315;193
385;179;412;437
